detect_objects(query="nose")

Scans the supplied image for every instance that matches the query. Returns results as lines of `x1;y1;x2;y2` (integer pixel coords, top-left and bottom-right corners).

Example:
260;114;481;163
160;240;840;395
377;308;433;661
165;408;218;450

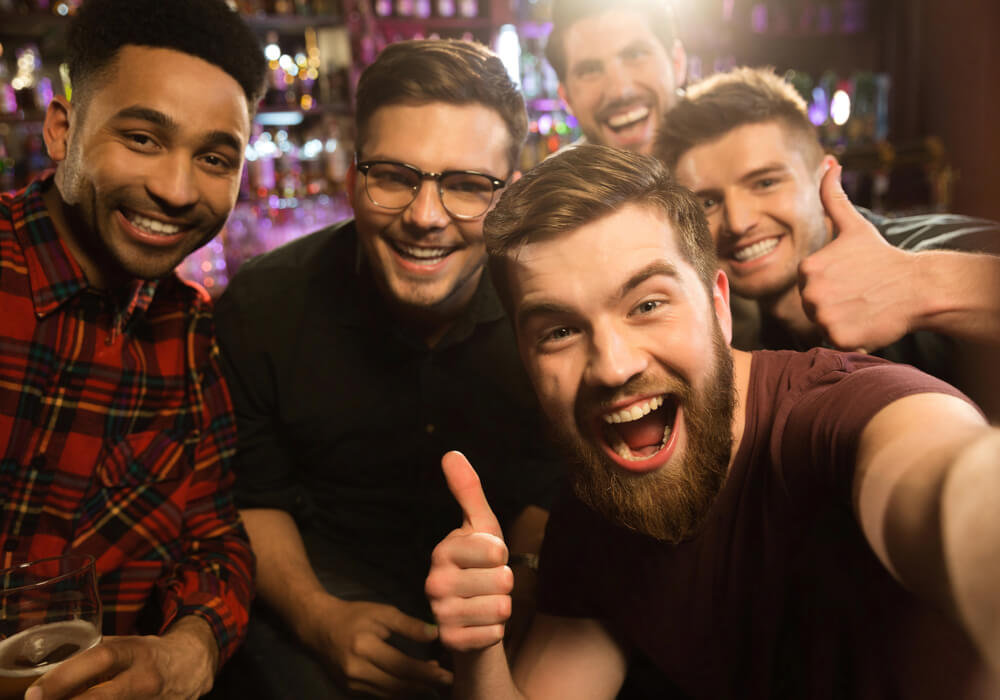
145;152;198;210
604;57;637;100
584;322;648;388
403;178;450;232
720;190;759;239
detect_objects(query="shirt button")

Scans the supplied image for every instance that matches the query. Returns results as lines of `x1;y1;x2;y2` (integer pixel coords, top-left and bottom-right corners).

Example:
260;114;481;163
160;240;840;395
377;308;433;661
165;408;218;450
425;424;435;434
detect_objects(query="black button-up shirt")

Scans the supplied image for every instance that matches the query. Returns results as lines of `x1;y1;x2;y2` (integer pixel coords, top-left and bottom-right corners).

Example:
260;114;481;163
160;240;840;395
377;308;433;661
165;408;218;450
215;220;562;597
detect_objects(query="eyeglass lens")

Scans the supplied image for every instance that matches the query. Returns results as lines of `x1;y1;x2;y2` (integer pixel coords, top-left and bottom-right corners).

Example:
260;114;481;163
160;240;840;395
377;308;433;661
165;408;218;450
364;163;497;218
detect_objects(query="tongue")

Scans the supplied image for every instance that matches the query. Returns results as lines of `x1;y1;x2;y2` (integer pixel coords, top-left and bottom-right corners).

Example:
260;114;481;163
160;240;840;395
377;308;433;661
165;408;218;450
616;410;667;451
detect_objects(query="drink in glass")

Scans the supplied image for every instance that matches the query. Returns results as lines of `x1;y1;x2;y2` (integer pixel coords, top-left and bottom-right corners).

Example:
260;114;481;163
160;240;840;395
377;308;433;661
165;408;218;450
0;554;102;699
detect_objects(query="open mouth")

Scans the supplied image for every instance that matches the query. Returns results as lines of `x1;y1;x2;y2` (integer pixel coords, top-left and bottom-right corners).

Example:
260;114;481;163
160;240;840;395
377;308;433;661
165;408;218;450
598;394;679;470
122;209;184;237
731;237;779;263
389;239;457;266
605;105;651;133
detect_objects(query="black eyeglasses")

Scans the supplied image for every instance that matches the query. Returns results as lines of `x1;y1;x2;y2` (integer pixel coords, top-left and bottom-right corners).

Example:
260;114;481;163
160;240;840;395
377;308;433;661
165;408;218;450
356;159;508;220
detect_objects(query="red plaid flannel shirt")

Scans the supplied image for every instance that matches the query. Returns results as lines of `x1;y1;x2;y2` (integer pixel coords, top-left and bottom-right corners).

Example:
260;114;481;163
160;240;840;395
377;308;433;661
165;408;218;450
0;175;253;663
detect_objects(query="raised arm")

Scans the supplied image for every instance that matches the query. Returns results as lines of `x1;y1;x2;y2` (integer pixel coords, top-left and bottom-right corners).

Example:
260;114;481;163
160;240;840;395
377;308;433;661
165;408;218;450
853;391;1000;677
427;452;627;700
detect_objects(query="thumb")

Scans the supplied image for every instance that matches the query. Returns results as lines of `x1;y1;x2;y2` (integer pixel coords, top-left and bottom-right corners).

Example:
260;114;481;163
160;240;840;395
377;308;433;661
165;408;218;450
819;161;866;239
441;450;503;539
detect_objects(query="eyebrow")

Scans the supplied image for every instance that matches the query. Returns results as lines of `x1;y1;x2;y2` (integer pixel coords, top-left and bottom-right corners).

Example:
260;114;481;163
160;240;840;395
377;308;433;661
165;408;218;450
738;163;789;184
515;261;682;329
111;105;243;153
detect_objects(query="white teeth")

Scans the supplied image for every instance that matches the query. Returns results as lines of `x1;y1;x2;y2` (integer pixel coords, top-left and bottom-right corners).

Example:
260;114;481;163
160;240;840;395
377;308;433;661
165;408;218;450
393;241;452;261
733;237;779;262
127;212;181;236
607;106;650;129
603;395;664;424
612;424;673;462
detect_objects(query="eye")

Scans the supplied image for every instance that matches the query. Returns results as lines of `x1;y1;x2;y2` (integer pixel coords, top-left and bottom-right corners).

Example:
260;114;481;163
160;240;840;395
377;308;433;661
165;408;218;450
573;60;603;80
753;177;778;190
621;44;651;62
200;153;237;173
537;325;578;351
632;299;662;316
124;132;159;152
700;195;720;213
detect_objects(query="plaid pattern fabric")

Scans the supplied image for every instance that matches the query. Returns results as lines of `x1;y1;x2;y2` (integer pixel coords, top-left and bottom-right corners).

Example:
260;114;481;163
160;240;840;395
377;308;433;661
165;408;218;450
0;175;252;663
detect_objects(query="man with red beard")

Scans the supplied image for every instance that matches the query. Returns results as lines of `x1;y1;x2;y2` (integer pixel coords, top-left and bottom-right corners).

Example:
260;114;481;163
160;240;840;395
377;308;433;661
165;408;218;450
425;145;1000;699
544;0;686;155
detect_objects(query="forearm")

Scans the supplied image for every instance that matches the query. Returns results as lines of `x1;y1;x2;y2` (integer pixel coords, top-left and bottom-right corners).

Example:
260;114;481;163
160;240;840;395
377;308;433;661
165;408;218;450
240;508;337;640
941;429;1000;676
454;646;526;700
913;250;1000;345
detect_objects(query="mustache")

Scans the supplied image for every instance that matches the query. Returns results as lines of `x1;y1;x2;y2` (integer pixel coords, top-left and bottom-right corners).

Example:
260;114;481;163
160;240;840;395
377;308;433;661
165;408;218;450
574;372;691;422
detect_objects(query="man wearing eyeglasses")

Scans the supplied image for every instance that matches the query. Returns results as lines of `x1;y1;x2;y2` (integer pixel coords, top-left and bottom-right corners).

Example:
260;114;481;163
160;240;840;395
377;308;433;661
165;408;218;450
212;39;561;700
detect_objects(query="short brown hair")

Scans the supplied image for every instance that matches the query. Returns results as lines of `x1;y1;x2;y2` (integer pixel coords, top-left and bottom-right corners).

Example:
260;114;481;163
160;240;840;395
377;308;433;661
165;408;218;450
656;66;823;170
545;0;679;83
485;144;717;310
354;39;527;172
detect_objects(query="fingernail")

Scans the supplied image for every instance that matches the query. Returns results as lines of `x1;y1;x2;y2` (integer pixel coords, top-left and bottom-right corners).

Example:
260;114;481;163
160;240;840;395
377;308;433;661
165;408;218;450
25;686;43;700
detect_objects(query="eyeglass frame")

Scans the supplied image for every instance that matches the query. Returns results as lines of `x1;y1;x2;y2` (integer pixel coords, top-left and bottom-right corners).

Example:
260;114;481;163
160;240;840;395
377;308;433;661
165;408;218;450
355;158;510;220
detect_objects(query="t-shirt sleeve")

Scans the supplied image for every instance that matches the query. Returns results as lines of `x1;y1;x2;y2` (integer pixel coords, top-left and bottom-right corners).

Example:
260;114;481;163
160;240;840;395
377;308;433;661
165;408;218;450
771;350;976;504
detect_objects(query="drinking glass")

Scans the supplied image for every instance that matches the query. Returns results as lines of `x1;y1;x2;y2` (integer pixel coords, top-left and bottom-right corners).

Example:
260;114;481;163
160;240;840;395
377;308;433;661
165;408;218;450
0;554;102;699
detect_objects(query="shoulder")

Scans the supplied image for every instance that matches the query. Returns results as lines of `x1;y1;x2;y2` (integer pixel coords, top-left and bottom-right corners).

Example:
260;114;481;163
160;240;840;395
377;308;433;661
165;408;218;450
221;219;356;307
860;207;1000;253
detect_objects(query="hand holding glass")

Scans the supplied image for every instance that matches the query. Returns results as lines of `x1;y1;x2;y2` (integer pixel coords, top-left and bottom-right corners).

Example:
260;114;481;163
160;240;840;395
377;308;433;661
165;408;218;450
0;554;102;699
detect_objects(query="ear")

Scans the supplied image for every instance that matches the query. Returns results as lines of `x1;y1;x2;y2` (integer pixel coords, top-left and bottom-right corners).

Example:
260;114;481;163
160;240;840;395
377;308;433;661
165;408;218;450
671;40;687;88
557;83;575;117
711;268;733;345
43;96;73;163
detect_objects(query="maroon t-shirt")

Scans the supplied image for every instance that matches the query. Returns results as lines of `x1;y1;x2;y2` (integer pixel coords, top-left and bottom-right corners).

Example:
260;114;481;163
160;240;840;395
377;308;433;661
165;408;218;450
537;349;989;699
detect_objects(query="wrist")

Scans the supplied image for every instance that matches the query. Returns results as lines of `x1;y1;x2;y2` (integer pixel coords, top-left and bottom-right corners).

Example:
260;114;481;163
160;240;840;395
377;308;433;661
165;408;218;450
163;615;219;694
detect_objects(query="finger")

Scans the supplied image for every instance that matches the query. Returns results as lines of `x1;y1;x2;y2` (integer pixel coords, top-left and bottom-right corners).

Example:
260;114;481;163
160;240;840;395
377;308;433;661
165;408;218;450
378;607;443;643
441;451;503;537
29;643;124;699
818;162;868;239
362;637;454;686
448;539;511;574
432;593;513;628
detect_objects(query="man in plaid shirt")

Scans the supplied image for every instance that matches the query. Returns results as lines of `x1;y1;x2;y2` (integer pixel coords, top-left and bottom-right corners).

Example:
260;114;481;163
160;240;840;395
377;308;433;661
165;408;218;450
0;0;267;697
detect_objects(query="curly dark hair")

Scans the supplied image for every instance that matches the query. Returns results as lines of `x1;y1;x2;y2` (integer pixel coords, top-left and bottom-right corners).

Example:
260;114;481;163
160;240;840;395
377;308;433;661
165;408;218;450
67;0;267;110
354;39;528;173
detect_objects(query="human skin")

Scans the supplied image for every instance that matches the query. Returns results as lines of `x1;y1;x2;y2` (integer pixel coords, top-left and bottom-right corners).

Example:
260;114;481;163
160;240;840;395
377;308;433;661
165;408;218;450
41;45;251;289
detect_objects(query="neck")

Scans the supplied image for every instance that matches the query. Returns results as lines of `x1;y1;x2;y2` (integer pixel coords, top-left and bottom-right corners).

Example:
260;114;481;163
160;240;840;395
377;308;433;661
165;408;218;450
729;348;753;468
759;285;823;347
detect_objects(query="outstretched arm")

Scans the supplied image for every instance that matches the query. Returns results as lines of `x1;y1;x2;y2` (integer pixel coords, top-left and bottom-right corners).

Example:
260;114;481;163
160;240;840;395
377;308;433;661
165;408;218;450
427;452;626;700
854;392;1000;677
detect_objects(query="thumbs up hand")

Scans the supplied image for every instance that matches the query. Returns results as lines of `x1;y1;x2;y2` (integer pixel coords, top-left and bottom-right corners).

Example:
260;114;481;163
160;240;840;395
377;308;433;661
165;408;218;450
426;451;515;652
798;162;919;352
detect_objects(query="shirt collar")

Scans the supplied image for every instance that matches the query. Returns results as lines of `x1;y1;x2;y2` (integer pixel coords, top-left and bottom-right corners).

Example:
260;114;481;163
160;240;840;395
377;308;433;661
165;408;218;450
15;174;160;329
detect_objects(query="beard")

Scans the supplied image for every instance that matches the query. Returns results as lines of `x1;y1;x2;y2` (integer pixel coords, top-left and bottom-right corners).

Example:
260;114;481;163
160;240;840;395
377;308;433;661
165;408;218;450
555;323;736;544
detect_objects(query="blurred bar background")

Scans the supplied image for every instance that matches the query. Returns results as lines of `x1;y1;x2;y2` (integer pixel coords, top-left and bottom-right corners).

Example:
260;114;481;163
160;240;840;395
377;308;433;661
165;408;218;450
1;0;997;294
